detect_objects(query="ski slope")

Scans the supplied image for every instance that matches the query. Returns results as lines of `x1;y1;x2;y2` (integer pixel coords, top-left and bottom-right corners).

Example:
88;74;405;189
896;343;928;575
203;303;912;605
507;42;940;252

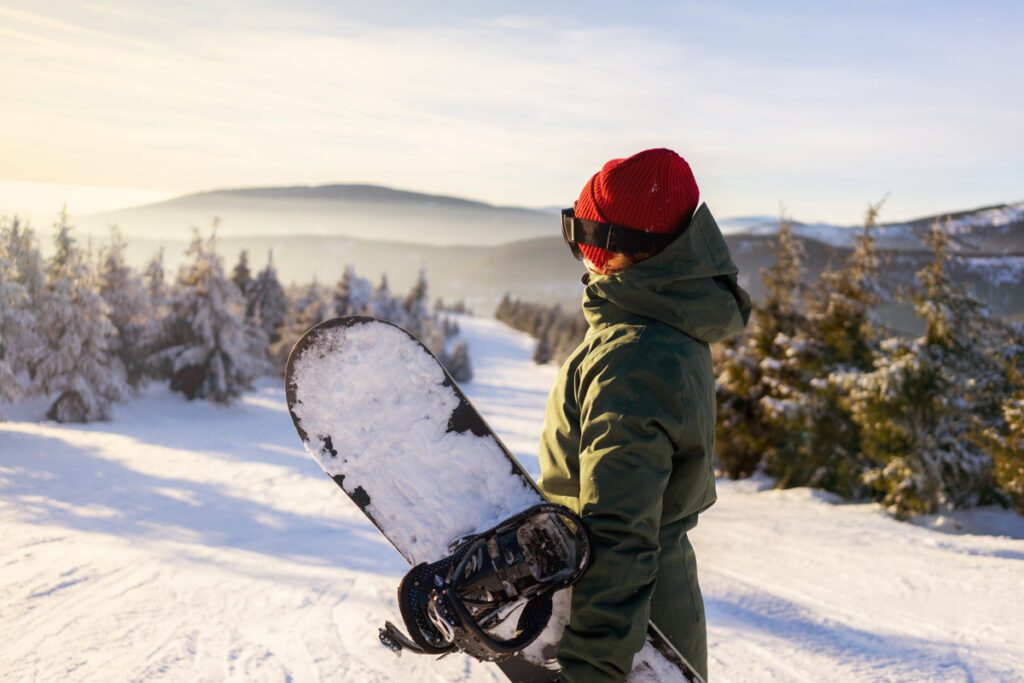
2;316;1023;682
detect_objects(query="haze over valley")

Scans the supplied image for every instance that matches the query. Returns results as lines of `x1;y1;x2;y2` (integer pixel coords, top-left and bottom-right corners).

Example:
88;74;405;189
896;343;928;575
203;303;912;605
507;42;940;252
29;184;1024;331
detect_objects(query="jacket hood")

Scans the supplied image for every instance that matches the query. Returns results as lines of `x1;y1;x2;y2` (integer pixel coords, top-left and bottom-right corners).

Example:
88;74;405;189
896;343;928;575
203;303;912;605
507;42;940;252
582;203;752;343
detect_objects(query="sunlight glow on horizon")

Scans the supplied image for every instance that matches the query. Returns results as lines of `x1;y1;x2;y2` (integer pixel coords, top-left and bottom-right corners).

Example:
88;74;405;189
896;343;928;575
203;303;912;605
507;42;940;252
2;0;1022;224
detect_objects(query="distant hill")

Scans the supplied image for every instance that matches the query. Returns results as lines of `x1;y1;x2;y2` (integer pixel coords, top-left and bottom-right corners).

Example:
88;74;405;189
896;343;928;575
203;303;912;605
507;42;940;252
109;207;1021;338
64;186;1023;334
76;183;556;246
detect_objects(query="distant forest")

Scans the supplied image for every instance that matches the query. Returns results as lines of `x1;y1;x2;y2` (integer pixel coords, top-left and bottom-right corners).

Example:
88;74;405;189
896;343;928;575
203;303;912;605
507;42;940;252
0;212;471;424
494;295;588;365
496;209;1024;519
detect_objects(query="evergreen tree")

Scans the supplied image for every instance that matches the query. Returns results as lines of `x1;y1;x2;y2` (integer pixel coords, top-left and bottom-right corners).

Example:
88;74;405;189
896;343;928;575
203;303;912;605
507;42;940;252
764;201;884;495
0;216;45;379
143;248;167;309
231;250;253;300
268;279;335;376
34;210;127;422
371;274;401;322
402;269;430;337
97;227;151;389
295;278;334;330
1;216;45;309
0;221;38;408
848;219;1006;516
533;335;553;364
715;211;808;479
247;251;288;345
334;266;354;316
975;351;1024;514
445;340;473;383
154;230;268;403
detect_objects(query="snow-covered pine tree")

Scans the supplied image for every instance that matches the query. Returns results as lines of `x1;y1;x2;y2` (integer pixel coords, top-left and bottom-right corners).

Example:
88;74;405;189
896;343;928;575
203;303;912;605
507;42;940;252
371;273;402;324
247;251;288;346
1;216;45;310
268;279;335;376
767;201;885;496
445;340;473;382
0;216;45;380
715;210;808;479
154;229;268;403
34;210;127;422
97;227;152;389
402;269;430;338
295;278;334;329
334;266;354;316
848;219;1007;516
532;335;553;365
231;250;253;302
143;248;167;308
0;220;38;409
974;348;1024;514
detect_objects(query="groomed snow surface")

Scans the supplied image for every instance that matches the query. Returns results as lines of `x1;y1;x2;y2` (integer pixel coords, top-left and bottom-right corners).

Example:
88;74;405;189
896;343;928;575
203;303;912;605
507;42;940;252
2;315;1023;682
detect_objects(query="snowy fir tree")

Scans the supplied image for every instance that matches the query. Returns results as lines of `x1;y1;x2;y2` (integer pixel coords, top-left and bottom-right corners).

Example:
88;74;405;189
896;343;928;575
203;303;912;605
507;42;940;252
97;227;152;389
370;274;402;323
294;278;334;330
0;216;45;380
246;251;288;346
154;230;268;403
975;355;1024;514
34;210;127;422
231;250;253;300
715;211;810;479
333;266;354;316
0;215;46;312
268;279;335;376
443;340;473;383
846;220;1009;516
764;201;885;496
142;248;167;309
401;269;430;338
0;219;39;409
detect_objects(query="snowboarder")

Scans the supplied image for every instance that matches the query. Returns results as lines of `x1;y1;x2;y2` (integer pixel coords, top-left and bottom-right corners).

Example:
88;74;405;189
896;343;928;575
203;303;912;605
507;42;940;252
539;148;752;682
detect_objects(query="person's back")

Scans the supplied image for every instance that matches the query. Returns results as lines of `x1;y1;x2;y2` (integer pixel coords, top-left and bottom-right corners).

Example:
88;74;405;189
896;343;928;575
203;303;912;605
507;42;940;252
538;148;751;682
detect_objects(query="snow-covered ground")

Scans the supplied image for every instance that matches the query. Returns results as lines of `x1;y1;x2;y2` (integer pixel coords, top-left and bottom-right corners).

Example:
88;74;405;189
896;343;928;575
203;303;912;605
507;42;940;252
2;316;1023;682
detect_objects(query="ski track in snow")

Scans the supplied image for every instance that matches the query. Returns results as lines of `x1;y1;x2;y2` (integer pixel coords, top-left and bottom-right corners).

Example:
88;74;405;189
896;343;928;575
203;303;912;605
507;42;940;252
2;315;1023;682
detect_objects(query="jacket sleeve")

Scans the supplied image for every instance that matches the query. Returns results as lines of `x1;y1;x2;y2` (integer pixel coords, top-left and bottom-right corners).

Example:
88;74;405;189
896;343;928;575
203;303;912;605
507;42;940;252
557;342;678;683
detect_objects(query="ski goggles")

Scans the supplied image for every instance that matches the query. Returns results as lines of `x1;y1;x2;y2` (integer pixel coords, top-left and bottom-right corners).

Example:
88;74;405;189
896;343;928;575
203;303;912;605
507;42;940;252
560;207;682;261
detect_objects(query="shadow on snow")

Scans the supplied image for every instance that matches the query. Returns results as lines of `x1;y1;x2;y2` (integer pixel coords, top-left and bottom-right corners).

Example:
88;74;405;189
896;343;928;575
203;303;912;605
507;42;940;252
0;427;405;576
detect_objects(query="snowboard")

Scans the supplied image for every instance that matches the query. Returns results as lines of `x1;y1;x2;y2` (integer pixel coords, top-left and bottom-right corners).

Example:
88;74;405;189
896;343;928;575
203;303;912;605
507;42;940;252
285;316;703;683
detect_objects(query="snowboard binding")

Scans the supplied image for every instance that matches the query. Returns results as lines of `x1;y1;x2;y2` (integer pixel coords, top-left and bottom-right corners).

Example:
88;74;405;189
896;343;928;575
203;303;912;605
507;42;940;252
379;503;590;663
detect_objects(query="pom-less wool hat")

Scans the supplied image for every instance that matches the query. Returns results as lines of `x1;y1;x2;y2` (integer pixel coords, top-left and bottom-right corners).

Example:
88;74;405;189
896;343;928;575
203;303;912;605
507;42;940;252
574;148;699;271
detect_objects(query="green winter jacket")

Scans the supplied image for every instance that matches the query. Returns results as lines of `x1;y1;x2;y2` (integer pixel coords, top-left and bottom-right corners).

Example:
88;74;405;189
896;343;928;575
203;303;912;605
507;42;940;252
538;203;751;683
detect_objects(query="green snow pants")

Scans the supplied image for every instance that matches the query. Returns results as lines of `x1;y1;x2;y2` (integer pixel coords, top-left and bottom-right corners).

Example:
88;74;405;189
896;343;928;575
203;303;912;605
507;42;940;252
651;516;708;682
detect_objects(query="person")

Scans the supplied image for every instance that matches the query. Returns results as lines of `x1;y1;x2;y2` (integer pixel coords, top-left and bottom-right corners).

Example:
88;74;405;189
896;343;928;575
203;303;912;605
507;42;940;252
538;148;752;683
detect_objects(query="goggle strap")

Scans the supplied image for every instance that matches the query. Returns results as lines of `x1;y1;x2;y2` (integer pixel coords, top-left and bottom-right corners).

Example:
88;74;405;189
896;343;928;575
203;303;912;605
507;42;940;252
562;210;682;255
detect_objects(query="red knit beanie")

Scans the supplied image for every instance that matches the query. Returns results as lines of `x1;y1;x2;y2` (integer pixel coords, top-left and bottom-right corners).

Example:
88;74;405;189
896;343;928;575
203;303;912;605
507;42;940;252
575;148;699;271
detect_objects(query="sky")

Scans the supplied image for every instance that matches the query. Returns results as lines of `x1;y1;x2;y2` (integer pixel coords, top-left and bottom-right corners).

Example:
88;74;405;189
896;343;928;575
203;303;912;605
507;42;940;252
1;0;1022;223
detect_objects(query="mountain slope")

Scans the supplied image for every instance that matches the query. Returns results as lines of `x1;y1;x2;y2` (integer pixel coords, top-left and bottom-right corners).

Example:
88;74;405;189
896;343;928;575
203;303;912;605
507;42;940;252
2;316;1022;682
